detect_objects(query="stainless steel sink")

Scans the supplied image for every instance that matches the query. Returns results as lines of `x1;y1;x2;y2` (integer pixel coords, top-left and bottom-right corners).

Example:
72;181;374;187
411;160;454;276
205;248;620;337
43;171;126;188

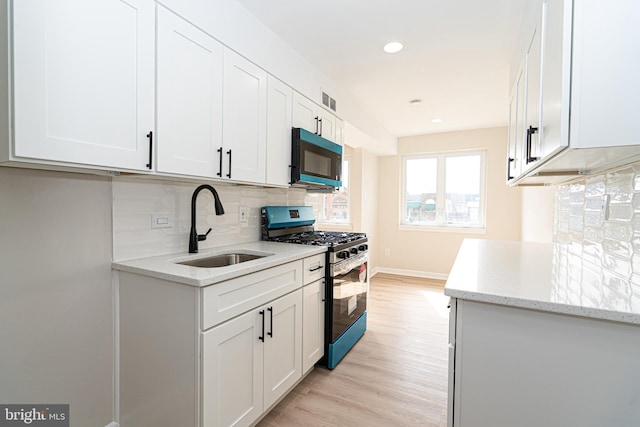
177;253;269;268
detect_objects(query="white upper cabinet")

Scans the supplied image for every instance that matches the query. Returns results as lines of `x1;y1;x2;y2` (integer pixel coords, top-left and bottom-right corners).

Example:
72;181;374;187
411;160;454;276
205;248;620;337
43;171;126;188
507;61;526;183
292;92;319;134
266;75;293;187
11;0;155;171
156;7;224;178
538;0;571;161
508;0;640;185
222;49;268;183
523;10;542;171
292;91;341;144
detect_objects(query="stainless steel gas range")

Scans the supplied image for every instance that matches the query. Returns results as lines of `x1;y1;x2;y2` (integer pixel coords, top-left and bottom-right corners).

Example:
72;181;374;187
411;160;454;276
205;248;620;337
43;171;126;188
261;206;368;369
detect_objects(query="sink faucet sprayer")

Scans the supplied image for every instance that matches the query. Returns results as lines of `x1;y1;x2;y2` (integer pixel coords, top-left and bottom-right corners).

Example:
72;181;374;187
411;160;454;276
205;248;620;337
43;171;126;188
189;184;225;253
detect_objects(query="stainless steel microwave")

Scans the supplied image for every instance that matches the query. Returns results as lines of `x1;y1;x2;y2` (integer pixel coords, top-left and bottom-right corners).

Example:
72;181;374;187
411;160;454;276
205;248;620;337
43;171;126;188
291;127;342;190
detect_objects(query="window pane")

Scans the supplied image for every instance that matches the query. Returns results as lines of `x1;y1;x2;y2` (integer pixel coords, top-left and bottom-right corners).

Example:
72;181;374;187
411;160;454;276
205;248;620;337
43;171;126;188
405;158;437;223
321;159;349;222
445;155;481;225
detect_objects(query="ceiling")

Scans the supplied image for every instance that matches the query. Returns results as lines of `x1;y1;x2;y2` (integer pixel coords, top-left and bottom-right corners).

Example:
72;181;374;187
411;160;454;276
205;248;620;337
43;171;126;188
236;0;527;139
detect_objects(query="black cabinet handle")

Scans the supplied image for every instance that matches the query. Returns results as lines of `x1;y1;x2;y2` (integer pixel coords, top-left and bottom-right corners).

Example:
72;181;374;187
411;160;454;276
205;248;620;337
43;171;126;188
216;147;223;177
226;149;232;178
526;126;539;164
507;157;515;180
314;116;319;134
267;307;273;338
259;310;265;342
318;118;323;136
146;131;153;169
309;265;323;272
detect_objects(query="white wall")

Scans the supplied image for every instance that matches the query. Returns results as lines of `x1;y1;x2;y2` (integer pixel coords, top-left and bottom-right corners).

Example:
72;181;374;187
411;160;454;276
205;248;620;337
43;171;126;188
0;167;113;426
521;186;555;242
377;127;522;279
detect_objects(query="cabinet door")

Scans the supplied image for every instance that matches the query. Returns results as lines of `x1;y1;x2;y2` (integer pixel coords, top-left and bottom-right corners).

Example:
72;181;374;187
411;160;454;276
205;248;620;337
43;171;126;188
292;92;319;133
263;290;303;410
317;108;337;142
12;0;154;171
523;12;542;171
539;0;571;159
302;279;325;373
202;309;263;427
222;49;267;183
265;75;293;187
508;58;527;180
156;7;223;177
506;89;518;183
335;118;345;146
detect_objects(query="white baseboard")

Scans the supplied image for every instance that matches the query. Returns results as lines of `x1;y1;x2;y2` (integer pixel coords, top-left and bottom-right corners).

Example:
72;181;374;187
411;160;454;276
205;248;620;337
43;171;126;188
373;267;448;281
105;422;119;427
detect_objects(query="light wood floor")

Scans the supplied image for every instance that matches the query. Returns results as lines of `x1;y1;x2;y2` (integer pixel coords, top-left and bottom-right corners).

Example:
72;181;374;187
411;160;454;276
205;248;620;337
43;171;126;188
258;273;449;427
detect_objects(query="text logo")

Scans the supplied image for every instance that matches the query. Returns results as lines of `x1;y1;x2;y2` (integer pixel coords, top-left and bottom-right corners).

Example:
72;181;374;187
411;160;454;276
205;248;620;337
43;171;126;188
0;405;68;427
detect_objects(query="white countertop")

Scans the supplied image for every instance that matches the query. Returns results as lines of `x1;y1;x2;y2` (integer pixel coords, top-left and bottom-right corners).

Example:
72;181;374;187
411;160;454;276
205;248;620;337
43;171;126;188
445;239;640;325
112;241;326;287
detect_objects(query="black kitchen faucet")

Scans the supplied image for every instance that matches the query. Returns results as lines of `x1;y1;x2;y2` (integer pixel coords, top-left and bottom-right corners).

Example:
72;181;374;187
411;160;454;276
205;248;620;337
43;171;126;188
189;184;225;253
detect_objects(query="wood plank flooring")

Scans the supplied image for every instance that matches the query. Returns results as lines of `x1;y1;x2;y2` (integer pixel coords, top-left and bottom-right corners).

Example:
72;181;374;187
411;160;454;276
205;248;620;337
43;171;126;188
258;274;449;427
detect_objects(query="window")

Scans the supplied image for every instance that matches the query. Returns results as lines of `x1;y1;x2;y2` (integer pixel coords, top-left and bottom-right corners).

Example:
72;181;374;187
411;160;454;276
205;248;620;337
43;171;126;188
401;150;486;229
320;158;350;223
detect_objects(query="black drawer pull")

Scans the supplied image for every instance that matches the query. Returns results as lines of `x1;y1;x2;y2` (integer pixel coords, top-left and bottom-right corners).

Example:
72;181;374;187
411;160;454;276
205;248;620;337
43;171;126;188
309;265;323;272
259;310;265;342
146;131;153;169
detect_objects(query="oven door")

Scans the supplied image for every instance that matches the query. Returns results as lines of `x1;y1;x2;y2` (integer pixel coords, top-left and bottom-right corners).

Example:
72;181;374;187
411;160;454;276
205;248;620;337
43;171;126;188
328;252;368;342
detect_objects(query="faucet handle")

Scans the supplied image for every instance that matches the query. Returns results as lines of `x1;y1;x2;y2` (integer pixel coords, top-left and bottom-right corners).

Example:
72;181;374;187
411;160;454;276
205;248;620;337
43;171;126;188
198;228;212;242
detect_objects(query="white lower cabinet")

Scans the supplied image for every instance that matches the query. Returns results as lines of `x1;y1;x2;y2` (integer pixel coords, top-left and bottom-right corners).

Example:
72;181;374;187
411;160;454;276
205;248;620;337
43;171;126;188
117;257;316;427
202;289;302;427
449;298;640;426
302;279;325;373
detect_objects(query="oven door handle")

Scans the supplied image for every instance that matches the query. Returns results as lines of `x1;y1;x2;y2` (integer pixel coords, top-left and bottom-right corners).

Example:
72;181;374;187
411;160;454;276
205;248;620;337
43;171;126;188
331;252;368;277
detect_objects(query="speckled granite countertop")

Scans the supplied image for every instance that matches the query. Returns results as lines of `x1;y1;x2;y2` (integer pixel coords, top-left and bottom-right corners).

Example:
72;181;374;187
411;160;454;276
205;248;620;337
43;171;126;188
112;241;326;287
445;239;640;325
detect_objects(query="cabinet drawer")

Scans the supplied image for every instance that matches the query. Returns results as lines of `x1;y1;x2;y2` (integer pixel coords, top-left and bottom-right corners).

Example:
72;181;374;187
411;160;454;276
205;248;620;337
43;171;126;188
303;253;326;284
202;261;302;330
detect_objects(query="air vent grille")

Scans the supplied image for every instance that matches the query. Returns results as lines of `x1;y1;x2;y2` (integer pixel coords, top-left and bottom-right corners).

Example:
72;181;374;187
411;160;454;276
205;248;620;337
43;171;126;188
322;91;337;112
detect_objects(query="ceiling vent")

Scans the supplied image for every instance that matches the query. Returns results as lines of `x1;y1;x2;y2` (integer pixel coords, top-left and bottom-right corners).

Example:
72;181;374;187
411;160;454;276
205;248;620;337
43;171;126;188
322;91;337;112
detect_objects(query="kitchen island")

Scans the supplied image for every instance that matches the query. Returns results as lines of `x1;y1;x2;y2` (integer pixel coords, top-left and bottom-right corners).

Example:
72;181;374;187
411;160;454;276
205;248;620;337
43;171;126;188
444;239;640;427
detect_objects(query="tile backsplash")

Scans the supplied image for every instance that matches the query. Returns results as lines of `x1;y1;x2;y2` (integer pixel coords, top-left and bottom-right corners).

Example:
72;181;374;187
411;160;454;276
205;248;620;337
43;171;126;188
112;177;308;261
554;162;640;309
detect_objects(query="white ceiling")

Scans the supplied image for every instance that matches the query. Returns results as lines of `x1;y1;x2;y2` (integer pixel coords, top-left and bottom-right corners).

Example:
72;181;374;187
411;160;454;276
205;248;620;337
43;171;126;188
236;0;527;138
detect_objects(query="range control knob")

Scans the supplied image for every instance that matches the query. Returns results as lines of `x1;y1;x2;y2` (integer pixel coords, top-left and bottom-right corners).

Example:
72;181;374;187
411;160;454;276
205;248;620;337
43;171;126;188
349;247;358;254
337;251;349;259
358;244;368;251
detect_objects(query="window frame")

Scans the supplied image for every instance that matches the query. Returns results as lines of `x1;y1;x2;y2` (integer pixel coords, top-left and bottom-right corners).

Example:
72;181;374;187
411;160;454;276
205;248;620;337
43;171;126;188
400;149;487;232
317;157;350;226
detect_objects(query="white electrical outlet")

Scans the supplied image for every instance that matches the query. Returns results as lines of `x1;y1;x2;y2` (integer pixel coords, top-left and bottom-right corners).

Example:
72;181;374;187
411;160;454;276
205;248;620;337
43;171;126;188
384;248;391;256
151;213;173;229
239;206;248;223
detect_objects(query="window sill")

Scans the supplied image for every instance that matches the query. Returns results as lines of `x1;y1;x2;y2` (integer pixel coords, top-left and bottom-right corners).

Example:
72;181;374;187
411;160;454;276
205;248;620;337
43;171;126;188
317;222;353;231
399;224;486;234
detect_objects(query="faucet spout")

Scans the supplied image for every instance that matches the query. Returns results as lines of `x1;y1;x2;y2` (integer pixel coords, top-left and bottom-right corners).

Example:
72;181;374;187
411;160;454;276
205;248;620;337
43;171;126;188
189;184;225;253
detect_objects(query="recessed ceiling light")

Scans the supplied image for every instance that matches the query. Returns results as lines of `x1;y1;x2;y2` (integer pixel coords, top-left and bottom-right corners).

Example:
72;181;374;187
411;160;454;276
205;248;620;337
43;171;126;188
409;99;422;107
432;118;443;123
383;41;404;54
